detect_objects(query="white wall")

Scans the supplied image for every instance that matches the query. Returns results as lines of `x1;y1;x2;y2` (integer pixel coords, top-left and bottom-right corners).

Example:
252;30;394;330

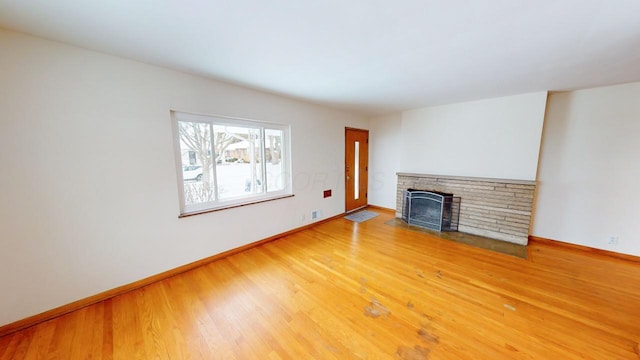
533;83;640;256
368;113;402;208
0;29;366;326
368;92;547;209
400;92;548;180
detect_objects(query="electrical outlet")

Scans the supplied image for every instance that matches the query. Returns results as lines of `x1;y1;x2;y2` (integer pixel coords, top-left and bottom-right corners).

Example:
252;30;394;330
607;236;619;245
311;209;322;220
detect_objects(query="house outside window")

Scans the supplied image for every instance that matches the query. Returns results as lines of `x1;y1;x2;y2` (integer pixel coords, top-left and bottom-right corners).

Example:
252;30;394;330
172;111;292;216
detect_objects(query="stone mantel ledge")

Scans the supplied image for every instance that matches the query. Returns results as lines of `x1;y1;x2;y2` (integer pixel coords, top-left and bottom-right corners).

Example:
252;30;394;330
396;172;536;186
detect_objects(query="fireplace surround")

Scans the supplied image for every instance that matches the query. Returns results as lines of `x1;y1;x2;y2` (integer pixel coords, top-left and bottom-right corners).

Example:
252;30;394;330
397;173;536;245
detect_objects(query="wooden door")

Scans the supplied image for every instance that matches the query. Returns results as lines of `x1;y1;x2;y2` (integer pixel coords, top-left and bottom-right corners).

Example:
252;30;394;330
345;128;369;212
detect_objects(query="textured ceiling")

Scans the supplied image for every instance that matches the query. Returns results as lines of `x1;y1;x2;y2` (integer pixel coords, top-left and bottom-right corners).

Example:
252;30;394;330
1;0;639;115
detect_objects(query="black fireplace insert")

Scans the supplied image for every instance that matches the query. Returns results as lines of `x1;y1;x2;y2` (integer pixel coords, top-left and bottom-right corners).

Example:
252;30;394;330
402;189;460;231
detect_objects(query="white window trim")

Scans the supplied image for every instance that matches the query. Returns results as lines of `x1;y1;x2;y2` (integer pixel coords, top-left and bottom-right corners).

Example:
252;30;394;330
171;111;293;217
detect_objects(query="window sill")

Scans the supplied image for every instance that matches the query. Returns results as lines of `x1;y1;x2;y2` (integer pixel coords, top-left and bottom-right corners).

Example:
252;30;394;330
178;194;294;218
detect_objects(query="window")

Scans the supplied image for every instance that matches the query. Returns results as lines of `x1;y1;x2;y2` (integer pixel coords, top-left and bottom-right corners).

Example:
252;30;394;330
172;111;292;216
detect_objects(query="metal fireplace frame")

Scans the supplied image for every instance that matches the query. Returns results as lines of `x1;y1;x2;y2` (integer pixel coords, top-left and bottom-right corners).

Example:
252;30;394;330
402;189;460;231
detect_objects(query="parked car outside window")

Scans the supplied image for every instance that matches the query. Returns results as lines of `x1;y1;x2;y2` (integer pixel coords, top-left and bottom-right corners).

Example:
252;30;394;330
182;165;203;181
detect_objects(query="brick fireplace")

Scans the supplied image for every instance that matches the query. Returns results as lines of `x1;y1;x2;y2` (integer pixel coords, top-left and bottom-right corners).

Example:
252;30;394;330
396;173;536;245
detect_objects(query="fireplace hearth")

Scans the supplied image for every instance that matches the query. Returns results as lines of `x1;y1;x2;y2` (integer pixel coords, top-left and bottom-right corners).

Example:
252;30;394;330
402;189;460;231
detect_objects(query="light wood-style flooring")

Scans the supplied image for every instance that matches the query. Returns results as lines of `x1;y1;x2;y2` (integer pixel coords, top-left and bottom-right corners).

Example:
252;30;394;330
1;209;639;359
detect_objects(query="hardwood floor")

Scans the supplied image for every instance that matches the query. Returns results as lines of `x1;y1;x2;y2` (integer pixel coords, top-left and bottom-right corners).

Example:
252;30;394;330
1;209;639;359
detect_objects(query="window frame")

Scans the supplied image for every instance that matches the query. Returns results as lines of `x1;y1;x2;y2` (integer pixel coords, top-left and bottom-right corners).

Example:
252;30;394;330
172;111;293;217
